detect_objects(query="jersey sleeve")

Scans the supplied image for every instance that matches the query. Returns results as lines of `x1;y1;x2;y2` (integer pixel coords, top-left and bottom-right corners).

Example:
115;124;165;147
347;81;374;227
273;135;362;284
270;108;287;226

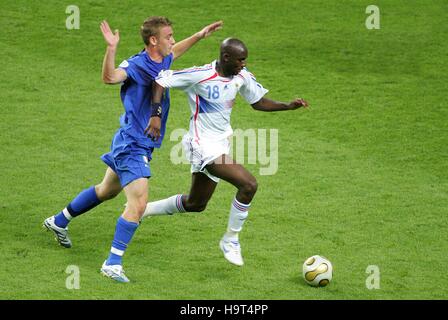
238;70;269;104
155;67;214;90
118;59;135;81
118;58;152;85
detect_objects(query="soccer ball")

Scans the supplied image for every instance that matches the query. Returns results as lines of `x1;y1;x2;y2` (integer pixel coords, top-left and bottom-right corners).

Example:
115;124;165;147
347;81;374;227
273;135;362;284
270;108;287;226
303;255;333;287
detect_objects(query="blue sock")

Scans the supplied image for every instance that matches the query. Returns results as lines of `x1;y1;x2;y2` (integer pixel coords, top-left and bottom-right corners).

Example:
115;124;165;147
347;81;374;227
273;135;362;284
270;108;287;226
106;216;139;266
54;186;102;228
54;210;70;228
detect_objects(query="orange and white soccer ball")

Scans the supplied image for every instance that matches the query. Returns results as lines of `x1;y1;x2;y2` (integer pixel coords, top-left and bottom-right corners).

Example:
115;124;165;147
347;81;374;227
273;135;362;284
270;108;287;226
303;255;333;287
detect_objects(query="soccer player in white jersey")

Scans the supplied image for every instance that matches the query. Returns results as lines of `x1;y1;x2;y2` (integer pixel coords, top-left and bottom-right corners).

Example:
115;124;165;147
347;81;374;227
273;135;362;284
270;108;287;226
143;38;309;266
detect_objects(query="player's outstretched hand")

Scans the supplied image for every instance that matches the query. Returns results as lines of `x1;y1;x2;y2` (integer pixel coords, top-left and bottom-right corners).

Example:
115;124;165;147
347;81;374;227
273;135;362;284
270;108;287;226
288;98;309;110
144;116;162;141
100;20;119;48
197;21;223;39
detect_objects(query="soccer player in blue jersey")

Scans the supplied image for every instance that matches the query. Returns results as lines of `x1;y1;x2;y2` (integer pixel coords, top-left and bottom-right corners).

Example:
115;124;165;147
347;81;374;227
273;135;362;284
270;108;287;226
43;17;222;282
141;38;309;267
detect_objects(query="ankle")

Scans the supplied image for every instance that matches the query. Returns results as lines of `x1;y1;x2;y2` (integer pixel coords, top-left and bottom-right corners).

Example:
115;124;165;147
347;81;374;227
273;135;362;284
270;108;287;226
223;231;239;242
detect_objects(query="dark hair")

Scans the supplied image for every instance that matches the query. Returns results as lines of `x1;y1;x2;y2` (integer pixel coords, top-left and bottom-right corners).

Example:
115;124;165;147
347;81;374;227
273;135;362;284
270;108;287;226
140;16;172;45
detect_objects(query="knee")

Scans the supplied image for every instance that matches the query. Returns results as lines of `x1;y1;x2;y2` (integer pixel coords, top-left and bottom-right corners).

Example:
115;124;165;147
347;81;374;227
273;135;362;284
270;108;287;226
241;178;258;197
95;184;120;201
126;198;147;215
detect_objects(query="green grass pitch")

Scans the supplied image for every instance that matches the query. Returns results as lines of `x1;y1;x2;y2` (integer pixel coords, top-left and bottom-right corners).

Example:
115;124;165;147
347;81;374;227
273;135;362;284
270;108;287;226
0;0;447;299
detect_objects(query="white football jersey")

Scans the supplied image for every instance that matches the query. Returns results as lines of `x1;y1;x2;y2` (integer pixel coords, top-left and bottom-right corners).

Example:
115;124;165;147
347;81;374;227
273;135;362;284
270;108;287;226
156;60;268;142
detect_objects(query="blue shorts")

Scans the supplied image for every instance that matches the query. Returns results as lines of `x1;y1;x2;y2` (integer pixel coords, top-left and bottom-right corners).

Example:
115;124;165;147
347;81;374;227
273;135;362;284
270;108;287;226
101;129;154;188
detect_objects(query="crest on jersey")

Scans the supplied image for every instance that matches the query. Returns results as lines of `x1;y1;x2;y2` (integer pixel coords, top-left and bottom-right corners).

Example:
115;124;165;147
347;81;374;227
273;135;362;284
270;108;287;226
119;60;129;68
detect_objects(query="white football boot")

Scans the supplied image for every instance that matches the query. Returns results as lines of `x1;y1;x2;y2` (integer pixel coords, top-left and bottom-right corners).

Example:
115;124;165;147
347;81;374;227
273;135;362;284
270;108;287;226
43;216;72;248
219;238;244;266
100;261;130;283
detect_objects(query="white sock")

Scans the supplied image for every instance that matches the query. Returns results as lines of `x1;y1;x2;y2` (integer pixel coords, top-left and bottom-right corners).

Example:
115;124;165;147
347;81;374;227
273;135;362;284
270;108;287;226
62;208;74;221
142;194;185;219
223;198;250;242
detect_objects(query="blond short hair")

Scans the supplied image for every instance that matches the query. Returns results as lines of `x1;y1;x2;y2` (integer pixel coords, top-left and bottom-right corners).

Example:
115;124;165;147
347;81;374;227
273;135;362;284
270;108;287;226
140;16;172;45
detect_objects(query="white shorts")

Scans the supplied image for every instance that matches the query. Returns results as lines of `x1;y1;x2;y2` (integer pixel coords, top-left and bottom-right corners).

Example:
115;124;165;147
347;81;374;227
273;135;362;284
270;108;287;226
182;133;231;183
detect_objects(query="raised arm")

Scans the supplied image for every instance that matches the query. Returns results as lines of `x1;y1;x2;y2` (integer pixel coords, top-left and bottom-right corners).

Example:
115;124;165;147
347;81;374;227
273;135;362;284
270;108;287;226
171;21;223;60
251;97;309;112
100;20;127;84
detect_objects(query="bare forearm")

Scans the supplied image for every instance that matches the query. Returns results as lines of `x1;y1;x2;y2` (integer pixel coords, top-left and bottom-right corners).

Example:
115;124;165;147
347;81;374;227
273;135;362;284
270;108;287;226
152;82;165;104
102;46;117;83
102;46;127;84
144;82;165;140
172;33;201;60
100;21;126;84
252;97;309;111
251;98;290;112
172;21;223;60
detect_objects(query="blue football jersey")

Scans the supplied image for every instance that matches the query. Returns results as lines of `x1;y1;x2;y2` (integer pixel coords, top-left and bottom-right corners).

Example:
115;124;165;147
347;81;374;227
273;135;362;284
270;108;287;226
117;50;173;148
